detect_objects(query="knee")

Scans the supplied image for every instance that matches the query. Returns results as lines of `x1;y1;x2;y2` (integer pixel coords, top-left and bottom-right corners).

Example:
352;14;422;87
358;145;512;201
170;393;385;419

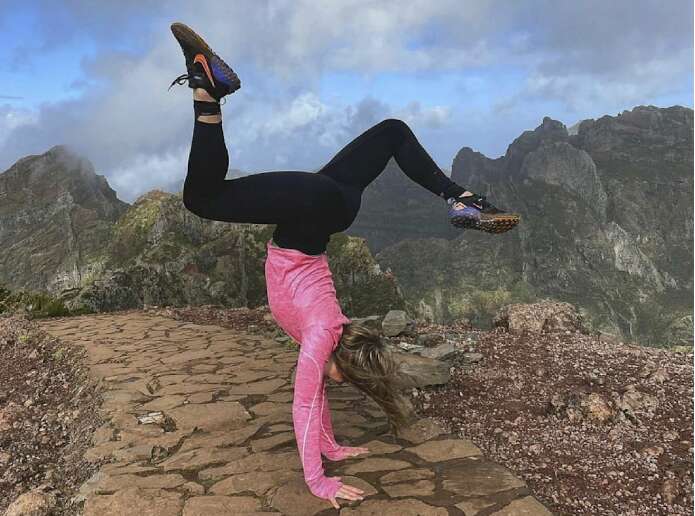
182;190;204;216
382;118;409;132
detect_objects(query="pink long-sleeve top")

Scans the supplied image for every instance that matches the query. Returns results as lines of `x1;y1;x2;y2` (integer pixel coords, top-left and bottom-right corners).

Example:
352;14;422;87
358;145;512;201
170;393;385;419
264;239;353;500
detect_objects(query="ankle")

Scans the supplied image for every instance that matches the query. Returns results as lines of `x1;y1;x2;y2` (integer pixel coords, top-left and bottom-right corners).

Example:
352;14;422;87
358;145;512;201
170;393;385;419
197;114;222;124
193;88;217;102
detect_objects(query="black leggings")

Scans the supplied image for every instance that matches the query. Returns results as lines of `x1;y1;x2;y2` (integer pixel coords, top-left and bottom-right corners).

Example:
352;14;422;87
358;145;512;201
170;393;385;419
183;117;466;255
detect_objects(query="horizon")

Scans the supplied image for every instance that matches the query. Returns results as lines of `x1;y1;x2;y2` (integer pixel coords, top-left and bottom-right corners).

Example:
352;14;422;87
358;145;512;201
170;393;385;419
0;1;692;203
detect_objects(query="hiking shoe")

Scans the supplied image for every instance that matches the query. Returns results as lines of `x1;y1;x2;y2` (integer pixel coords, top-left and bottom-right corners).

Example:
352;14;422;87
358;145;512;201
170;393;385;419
169;22;241;101
447;193;520;233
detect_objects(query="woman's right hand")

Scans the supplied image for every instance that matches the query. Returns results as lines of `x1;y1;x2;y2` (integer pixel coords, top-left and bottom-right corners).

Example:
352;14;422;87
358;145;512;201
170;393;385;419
328;478;365;509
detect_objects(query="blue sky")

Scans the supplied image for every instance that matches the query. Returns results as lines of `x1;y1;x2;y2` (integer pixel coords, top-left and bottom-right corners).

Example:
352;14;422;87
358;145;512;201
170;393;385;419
0;0;692;202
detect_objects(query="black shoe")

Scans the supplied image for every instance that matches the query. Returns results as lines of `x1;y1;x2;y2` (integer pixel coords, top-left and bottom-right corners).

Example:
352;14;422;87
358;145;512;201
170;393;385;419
169;22;241;101
447;193;520;234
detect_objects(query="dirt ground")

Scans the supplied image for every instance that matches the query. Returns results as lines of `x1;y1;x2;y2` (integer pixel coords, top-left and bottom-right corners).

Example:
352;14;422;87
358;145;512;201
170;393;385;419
411;326;694;516
0;313;104;515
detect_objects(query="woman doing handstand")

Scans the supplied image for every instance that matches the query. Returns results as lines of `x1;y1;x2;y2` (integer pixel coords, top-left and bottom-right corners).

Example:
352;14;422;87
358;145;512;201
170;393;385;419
169;22;519;509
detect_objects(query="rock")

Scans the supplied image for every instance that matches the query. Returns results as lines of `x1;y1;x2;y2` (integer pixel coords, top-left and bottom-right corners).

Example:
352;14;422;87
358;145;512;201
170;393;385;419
391;351;450;388
381;469;434;484
406;438;482;462
493;301;585;334
415;333;444;347
382;479;435;497
268;476;333;516
351;315;383;331
4;489;57;516
419;342;458;360
382;310;414;337
462;352;484;363
661;478;680;504
343;457;412;474
398;417;447;444
548;390;614;422
617;389;658;420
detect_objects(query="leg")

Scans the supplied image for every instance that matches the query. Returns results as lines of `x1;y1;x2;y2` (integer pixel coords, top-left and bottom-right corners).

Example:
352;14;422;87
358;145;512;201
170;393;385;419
317;118;467;199
182;104;346;228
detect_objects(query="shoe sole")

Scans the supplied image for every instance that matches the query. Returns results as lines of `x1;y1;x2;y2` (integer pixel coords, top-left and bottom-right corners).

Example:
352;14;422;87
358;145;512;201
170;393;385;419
451;213;520;234
170;22;241;93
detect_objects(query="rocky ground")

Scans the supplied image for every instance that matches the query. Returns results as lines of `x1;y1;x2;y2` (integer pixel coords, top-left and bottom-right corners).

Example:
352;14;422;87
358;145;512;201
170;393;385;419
0;313;104;515
152;303;694;515
2;302;692;515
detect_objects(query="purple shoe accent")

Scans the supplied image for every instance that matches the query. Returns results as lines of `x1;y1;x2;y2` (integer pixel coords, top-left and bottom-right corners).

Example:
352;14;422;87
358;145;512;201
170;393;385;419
448;204;481;221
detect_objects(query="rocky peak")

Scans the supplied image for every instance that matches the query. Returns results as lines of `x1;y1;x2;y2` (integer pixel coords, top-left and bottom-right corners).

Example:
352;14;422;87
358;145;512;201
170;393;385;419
573;105;693;162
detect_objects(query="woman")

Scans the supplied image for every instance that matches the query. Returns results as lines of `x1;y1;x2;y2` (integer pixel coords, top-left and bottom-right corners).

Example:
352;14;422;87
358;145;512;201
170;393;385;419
170;22;519;509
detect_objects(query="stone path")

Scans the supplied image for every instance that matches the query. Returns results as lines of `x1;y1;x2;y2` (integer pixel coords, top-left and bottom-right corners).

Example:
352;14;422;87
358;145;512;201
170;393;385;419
38;312;552;515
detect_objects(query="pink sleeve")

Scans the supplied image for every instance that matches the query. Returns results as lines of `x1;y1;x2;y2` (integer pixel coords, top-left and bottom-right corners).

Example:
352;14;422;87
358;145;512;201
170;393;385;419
319;380;342;458
292;325;343;499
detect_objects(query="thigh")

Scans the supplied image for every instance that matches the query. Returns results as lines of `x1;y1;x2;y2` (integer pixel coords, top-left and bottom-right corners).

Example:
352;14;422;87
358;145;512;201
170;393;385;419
316;119;399;191
187;170;347;226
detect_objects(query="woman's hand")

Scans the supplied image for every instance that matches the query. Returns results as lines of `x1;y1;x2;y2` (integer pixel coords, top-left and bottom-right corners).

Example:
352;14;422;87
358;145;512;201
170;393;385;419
328;479;365;509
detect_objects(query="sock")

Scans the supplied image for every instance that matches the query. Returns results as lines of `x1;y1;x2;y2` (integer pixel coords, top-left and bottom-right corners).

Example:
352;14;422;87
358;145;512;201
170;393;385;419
441;184;468;201
194;100;221;118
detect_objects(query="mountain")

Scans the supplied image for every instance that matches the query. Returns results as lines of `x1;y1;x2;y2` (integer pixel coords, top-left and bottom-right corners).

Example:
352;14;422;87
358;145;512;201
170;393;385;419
0;145;129;292
345;105;693;347
0;147;403;317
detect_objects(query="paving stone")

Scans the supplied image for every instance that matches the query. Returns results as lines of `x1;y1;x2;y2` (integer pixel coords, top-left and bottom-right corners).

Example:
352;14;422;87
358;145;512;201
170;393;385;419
83;487;183;516
343;458;412;474
268;476;334;515
490;496;552;515
182;495;261;515
226;378;286;395
187;391;214;403
181;481;206;495
161;350;215;365
455;497;496;515
179;423;263;452
156;383;227;396
138;395;186;411
95;473;186;493
167;402;250;432
340;498;448;515
398;417;447;444
406;438;482;462
250;431;296;452
249;401;290;416
441;459;526;496
361;439;402;455
158;446;247;472
382;479;435;497
112;443;155;462
381;468;434;484
209;470;301;496
199;451;301;481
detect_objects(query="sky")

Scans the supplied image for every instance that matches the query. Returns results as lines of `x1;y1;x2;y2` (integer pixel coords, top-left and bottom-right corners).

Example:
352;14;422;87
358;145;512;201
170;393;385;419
0;0;692;203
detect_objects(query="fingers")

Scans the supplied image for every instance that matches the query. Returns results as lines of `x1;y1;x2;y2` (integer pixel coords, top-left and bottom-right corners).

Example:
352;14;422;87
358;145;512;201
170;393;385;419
337;484;365;501
329;497;340;509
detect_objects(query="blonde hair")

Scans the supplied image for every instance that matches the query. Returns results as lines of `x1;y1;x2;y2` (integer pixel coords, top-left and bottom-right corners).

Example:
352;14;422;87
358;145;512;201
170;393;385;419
333;322;414;436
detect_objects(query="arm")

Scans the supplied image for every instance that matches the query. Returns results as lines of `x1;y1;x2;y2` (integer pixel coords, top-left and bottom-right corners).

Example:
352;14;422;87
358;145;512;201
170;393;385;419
292;324;343;499
319;380;343;459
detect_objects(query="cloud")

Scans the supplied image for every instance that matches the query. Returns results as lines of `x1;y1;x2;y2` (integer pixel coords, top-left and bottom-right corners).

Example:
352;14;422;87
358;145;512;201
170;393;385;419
0;0;691;203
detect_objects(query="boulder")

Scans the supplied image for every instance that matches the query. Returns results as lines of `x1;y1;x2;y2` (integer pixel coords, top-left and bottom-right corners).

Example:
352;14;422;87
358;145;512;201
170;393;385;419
391;350;450;388
493;301;585;334
4;489;57;516
382;310;415;337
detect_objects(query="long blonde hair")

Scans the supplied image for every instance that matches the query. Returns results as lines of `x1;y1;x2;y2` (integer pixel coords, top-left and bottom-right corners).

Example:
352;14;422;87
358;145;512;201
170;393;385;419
333;322;414;436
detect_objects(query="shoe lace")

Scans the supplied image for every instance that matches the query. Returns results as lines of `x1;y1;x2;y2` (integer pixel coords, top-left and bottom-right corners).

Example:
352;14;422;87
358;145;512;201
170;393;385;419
168;73;190;90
